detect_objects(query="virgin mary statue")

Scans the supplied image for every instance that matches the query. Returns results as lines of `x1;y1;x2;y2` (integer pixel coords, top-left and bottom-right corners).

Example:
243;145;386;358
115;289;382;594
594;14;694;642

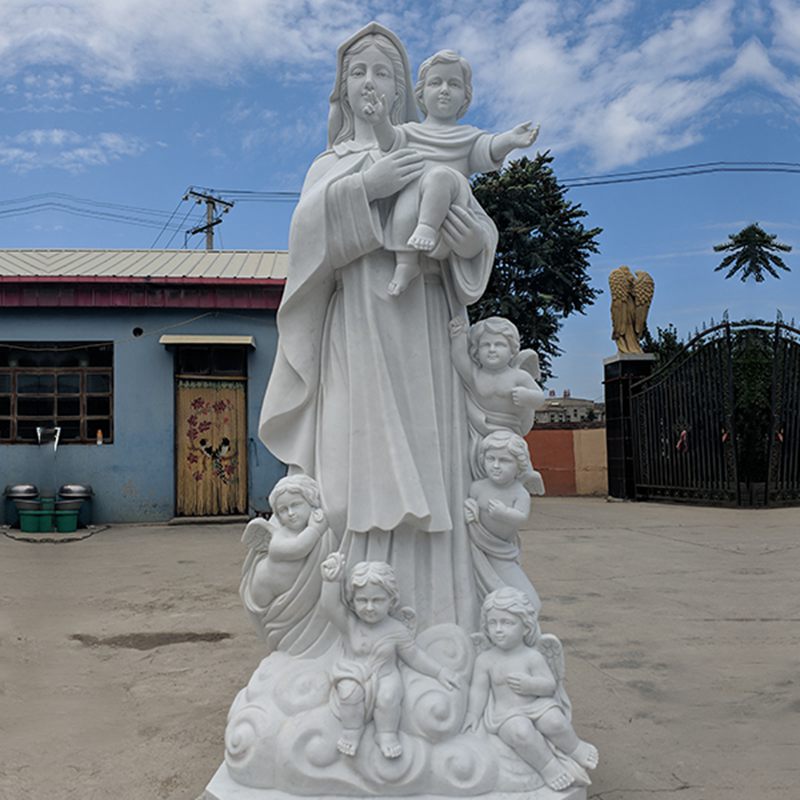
259;22;499;629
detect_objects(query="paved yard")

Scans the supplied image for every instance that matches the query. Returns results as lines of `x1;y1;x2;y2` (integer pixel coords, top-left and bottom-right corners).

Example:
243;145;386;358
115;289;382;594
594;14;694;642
1;498;798;800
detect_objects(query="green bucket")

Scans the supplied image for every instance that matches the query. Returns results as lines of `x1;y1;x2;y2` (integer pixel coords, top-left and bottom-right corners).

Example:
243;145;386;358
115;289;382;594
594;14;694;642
19;510;54;532
55;510;79;533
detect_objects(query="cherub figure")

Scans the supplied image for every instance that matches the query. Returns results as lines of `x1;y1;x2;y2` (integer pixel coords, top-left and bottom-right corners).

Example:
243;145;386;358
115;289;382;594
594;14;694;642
463;588;598;791
320;554;460;759
450;315;545;440
466;430;542;610
242;475;330;610
240;475;339;655
363;49;539;296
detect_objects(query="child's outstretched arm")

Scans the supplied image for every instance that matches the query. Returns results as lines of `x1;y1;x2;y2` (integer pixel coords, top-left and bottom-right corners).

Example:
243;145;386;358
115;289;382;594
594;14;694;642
449;317;473;385
320;552;349;632
273;510;327;560
490;122;539;163
462;657;491;732
399;643;460;689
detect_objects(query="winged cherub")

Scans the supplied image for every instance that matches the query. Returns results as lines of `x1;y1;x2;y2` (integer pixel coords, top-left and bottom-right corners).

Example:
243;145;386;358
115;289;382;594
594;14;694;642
463;587;598;791
449;315;545;438
240;474;329;612
320;554;460;760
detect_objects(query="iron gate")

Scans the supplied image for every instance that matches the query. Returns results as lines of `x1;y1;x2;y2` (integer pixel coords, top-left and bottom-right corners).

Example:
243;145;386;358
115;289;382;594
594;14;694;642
631;323;739;504
767;323;800;505
631;321;800;507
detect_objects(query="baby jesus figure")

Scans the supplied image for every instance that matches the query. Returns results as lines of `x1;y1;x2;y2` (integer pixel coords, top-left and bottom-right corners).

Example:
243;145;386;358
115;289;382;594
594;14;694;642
363;49;539;296
320;553;460;759
463;588;599;791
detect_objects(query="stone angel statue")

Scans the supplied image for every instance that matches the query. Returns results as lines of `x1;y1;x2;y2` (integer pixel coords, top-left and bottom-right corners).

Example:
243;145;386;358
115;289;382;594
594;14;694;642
609;265;654;354
239;474;339;656
319;554;460;760
463;588;598;792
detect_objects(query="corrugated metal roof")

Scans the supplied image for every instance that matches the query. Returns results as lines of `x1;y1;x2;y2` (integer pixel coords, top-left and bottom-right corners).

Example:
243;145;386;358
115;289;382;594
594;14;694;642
0;250;288;280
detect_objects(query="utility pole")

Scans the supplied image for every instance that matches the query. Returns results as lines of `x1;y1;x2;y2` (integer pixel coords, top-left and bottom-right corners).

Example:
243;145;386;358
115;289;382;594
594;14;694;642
184;189;234;250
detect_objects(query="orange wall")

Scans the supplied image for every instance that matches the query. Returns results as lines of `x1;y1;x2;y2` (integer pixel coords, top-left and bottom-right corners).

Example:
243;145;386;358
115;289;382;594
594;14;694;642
526;429;576;495
526;428;608;496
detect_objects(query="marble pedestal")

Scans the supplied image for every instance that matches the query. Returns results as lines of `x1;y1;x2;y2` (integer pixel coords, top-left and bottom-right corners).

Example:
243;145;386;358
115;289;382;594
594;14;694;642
603;353;657;499
200;764;587;800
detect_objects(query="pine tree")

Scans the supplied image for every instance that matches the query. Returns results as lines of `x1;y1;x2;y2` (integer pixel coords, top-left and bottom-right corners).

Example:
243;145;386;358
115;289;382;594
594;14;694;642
713;223;792;282
471;154;602;381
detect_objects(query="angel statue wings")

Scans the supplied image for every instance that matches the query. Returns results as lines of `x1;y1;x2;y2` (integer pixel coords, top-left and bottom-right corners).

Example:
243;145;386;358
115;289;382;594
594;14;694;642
463;588;598;792
608;265;654;355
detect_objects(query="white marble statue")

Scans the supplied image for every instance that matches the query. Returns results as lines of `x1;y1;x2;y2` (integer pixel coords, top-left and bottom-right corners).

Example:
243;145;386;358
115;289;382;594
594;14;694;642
240;475;339;655
201;21;597;800
466;430;543;611
360;49;538;296
450;315;545;440
259;21;500;630
465;588;598;791
320;554;460;759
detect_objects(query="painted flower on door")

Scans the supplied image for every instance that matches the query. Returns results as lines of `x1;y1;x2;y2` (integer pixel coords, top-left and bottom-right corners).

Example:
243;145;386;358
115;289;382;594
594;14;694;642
185;395;238;484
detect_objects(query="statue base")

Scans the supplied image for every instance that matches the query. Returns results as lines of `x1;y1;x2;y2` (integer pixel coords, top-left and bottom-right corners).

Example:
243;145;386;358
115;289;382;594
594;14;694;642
199;765;587;800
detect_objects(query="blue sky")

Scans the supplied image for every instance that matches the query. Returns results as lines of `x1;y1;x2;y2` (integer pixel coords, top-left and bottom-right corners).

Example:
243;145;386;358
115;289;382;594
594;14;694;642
1;0;798;400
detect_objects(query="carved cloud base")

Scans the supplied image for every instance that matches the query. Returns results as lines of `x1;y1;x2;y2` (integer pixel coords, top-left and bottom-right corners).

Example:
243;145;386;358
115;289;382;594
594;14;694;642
201;624;590;800
199;766;587;800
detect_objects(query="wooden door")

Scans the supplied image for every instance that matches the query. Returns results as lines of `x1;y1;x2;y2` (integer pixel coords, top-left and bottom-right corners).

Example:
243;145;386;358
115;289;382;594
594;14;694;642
176;379;247;515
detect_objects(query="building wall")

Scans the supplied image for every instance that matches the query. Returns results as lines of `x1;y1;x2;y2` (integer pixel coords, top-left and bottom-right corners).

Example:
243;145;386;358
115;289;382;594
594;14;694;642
526;427;608;496
573;428;608;495
0;307;283;523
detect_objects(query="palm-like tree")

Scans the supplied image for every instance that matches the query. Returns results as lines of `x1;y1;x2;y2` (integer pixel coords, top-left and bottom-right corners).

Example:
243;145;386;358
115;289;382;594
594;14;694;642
713;223;792;282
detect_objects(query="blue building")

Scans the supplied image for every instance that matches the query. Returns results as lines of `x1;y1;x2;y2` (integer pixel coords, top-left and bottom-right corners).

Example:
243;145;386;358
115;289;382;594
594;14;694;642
0;249;287;523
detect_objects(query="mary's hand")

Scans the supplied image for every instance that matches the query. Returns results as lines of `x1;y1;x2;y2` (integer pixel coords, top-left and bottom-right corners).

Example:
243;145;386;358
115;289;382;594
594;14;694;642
363;149;424;201
439;205;485;259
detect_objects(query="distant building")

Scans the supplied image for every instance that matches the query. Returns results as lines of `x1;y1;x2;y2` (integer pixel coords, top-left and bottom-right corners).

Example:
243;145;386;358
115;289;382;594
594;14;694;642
535;389;605;426
0;249;287;523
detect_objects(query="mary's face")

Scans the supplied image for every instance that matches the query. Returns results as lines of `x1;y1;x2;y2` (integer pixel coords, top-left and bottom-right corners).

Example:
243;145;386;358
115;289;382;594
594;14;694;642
346;43;397;121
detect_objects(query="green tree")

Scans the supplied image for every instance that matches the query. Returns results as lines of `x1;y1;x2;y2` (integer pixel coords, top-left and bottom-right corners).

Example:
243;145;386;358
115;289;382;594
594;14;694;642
713;223;792;282
470;154;602;381
641;323;685;365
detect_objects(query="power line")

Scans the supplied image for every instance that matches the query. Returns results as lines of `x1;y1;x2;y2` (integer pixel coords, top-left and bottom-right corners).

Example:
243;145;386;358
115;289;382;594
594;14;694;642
562;161;800;187
149;196;187;248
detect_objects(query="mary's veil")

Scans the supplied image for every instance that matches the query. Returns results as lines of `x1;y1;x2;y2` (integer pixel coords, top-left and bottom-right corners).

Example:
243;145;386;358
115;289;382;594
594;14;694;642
327;21;419;148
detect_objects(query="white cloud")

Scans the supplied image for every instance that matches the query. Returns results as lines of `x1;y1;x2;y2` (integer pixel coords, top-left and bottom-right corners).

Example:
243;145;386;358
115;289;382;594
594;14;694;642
771;0;800;63
0;0;375;85
0;128;146;172
0;1;797;168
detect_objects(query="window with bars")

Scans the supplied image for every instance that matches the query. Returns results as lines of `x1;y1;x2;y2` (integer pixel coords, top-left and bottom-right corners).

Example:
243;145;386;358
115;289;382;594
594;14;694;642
0;342;113;444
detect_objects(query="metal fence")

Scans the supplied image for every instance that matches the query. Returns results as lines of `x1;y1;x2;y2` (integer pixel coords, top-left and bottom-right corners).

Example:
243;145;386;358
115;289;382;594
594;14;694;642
631;321;800;507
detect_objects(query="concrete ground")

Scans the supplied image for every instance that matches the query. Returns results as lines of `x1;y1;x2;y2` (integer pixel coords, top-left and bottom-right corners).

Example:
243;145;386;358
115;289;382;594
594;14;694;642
1;498;798;800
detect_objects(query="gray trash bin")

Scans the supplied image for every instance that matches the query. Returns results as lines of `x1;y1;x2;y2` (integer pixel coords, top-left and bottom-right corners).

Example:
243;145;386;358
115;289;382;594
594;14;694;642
4;484;39;528
58;484;94;527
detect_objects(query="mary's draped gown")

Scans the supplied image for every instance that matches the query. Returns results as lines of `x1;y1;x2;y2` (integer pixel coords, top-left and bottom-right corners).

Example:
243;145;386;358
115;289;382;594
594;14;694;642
259;139;498;630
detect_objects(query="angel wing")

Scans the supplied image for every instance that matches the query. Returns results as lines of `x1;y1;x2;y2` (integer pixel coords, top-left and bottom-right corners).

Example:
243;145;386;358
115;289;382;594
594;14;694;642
395;606;417;634
608;265;634;341
536;633;565;684
241;516;276;552
511;348;541;382
537;633;573;721
470;631;492;654
633;270;654;336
